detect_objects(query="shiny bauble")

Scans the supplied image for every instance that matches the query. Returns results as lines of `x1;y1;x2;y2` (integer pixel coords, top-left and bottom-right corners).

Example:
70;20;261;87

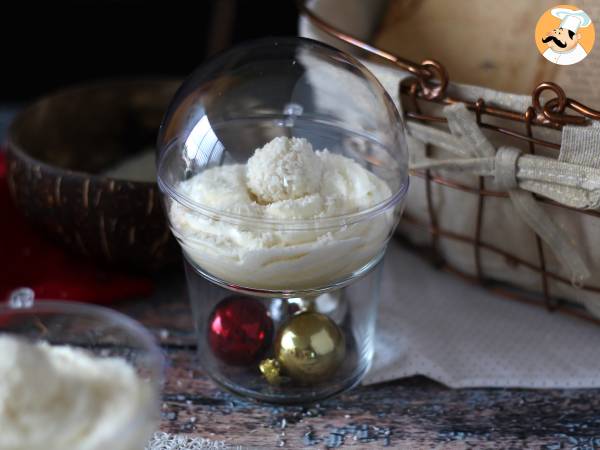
208;296;273;365
274;311;345;383
258;358;282;385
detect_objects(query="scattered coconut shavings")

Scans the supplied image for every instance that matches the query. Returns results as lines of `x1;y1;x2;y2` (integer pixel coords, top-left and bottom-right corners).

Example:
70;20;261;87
146;432;229;450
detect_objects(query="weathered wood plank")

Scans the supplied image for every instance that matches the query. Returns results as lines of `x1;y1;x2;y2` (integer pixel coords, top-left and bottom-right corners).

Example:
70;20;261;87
158;349;600;449
117;276;600;449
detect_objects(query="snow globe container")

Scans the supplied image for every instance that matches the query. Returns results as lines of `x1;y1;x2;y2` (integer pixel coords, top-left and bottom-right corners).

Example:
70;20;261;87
157;37;408;404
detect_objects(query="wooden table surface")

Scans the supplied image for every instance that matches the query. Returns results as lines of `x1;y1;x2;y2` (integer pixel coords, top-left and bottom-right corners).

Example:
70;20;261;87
116;270;600;450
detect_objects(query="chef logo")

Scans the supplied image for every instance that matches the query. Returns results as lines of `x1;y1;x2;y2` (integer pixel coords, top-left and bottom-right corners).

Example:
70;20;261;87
535;5;595;65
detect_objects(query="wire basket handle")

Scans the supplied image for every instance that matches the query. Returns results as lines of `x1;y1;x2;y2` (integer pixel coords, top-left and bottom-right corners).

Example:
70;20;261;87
298;0;600;127
297;0;447;100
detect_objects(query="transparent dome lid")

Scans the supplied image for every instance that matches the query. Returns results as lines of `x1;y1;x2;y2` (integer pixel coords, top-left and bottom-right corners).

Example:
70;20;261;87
157;37;408;224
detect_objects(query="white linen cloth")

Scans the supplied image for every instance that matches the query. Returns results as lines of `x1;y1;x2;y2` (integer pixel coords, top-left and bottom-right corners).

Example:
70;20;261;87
365;239;600;388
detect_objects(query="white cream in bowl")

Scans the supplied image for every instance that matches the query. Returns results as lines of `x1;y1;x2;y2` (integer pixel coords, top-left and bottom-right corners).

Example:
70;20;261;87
169;136;395;290
0;335;156;450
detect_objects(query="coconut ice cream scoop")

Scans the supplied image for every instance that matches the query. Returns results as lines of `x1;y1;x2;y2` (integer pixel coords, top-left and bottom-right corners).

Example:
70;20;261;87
246;137;323;203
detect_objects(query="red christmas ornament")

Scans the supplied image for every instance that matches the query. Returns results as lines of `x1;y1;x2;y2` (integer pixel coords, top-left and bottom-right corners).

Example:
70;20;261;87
208;296;273;365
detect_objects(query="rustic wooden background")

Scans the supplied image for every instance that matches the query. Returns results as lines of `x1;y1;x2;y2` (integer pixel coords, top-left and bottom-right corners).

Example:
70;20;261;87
117;269;600;449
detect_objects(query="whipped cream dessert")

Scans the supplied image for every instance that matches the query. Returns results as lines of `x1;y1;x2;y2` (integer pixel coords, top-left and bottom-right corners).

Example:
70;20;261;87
0;335;156;450
170;136;396;290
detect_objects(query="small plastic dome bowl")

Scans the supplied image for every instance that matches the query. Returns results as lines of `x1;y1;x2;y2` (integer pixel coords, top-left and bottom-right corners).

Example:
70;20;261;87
157;37;408;403
0;288;164;449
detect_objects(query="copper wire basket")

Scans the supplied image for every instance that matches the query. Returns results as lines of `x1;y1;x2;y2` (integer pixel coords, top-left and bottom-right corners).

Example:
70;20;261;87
299;1;600;324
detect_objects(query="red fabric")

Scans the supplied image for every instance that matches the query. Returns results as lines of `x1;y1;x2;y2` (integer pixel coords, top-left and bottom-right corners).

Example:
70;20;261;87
0;150;154;304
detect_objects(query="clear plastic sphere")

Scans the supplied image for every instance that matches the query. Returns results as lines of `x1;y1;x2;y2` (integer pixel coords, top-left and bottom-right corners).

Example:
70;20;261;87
158;38;407;183
157;37;409;403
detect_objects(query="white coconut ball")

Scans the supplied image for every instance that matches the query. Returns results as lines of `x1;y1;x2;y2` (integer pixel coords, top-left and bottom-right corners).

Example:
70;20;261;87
246;137;323;203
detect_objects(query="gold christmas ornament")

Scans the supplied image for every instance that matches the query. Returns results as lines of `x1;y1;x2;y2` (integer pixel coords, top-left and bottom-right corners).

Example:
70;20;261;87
274;311;345;383
259;358;282;385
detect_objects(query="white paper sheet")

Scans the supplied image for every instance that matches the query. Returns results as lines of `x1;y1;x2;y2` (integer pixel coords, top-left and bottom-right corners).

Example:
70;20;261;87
365;239;600;388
